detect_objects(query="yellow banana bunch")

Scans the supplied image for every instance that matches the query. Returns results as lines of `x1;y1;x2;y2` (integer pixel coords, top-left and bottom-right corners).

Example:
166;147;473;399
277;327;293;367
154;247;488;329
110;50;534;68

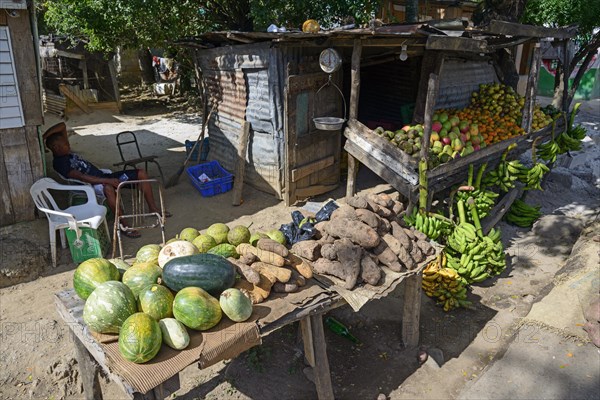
422;252;471;312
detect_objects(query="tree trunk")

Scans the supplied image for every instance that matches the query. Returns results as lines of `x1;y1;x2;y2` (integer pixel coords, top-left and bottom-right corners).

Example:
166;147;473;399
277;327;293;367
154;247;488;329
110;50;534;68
137;48;155;85
551;62;564;108
568;49;597;106
405;0;419;23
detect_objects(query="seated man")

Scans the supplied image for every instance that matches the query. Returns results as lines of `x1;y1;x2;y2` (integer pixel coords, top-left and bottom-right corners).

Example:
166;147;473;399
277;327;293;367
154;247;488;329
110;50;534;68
44;122;170;238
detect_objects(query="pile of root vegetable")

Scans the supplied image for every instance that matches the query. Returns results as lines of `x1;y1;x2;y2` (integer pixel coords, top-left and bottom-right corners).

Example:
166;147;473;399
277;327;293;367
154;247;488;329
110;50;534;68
230;239;313;303
288;193;436;290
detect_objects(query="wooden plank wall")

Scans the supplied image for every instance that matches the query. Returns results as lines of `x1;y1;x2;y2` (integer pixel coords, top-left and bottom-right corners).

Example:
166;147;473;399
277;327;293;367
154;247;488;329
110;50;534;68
0;8;44;226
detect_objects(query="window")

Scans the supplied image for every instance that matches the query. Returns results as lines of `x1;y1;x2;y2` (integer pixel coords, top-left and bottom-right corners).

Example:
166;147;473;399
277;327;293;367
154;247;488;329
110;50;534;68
0;26;24;129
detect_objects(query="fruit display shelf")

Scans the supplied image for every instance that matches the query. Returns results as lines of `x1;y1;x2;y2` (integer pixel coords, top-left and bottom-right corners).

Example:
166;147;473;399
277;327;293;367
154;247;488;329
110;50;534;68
343;116;564;207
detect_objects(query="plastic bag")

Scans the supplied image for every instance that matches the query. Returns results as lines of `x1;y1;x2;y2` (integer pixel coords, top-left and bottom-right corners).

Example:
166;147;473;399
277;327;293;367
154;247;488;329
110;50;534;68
280;201;339;244
315;200;339;222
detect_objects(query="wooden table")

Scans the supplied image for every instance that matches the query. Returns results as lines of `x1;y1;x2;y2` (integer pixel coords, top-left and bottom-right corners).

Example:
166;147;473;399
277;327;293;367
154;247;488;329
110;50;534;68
55;273;422;400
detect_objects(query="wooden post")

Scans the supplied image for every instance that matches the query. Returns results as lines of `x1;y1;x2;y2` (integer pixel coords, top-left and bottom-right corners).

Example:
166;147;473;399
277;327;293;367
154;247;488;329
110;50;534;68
71;331;103;400
108;59;122;113
349;39;362;121
521;42;541;134
402;273;422;347
419;73;440;161
302;314;334;400
232;121;251;206
561;40;571;112
299;317;316;367
345;153;358;199
81;59;89;89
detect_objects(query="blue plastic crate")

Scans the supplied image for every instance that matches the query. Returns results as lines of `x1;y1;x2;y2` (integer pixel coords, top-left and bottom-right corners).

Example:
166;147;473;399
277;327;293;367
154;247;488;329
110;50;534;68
185;138;210;163
186;160;234;197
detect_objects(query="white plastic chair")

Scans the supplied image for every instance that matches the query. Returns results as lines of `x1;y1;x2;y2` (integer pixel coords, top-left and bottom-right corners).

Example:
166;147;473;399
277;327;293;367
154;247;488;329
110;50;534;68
30;178;110;267
54;169;112;205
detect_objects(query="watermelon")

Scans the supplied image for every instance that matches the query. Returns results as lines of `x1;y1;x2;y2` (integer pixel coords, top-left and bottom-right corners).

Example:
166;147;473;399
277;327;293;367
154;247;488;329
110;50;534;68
73;258;120;300
219;288;253;322
135;244;161;264
159;318;190;350
207;243;239;259
139;284;174;320
122;262;162;298
158;240;199;268
83;281;138;334
162;253;236;295
108;258;131;280
118;313;162;363
173;287;222;331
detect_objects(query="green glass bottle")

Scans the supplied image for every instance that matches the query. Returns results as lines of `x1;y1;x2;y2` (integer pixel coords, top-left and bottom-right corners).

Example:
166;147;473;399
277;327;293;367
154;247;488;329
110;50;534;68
324;317;359;344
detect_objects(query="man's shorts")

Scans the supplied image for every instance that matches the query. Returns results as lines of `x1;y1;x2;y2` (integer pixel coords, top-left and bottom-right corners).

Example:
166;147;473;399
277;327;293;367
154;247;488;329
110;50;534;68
93;169;140;197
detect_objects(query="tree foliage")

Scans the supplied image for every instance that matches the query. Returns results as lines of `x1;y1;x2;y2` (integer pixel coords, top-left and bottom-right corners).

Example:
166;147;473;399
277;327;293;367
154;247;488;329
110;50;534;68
249;0;380;31
522;0;600;105
42;0;208;53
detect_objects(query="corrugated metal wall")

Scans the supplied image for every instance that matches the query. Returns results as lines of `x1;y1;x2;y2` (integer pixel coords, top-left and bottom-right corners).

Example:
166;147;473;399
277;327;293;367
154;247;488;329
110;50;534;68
196;43;283;196
436;58;498;109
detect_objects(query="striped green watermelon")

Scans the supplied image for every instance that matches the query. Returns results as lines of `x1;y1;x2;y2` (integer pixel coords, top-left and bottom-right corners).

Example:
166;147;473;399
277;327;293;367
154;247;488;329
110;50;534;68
118;313;162;363
122;262;162;298
108;258;131;280
159;318;190;350
135;244;162;264
173;287;222;331
83;281;138;334
73;258;120;300
138;284;174;320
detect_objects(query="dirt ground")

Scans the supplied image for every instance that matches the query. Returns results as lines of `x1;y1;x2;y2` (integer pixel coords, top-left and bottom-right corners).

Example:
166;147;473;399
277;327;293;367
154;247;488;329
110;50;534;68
0;97;598;400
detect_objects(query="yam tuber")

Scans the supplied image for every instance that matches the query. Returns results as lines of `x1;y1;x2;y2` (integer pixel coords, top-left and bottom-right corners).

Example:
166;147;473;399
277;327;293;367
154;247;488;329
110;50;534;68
372;241;403;272
239;253;258;265
323;218;380;248
313;221;328;240
331;205;357;221
390;221;413;251
251;262;292;283
377;216;391;235
403;226;416;241
332;239;362;289
273;282;299;293
234;279;266;304
320;243;337;260
367;194;389;208
257;238;289;257
291;240;322;261
285;253;313;279
346;195;369;209
409;243;425;264
318;233;335;245
360;253;382;285
227;257;261;284
290;269;306;287
236;243;285;267
354;208;379;228
416;239;435;256
396;245;415;270
382;234;403;255
392;200;404;215
376;193;394;208
253;272;275;301
411;227;427;241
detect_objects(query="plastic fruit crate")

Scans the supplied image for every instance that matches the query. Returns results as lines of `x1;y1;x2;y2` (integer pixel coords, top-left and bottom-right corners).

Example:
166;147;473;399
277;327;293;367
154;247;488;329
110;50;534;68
185;138;210;163
186;160;233;197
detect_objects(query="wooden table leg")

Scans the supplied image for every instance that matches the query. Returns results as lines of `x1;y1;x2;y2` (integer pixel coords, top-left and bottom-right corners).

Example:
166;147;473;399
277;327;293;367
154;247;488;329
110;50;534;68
300;314;335;400
71;330;103;400
346;153;358;199
402;273;422;348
